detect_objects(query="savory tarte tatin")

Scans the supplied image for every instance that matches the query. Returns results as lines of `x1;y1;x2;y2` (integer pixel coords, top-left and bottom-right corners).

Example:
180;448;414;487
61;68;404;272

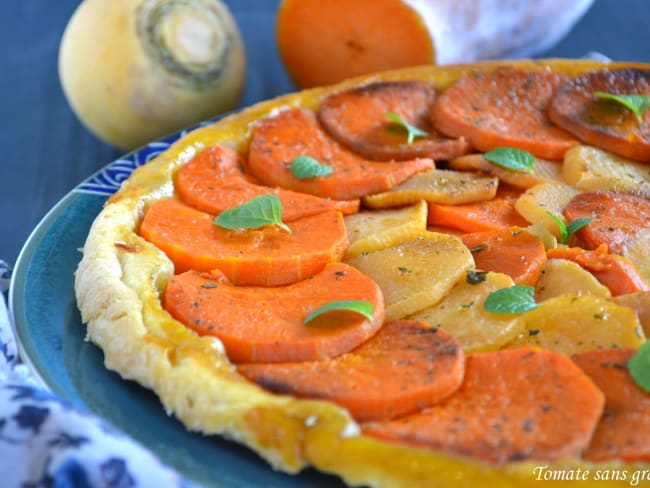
76;59;650;487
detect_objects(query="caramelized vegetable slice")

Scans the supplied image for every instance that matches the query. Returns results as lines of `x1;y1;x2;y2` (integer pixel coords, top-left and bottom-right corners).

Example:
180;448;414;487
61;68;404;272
535;259;611;302
614;291;650;337
514;182;580;238
427;184;528;233
238;320;464;422
547;245;650;297
563;145;650;196
176;145;359;222
318;81;469;161
432;68;578;160
364;348;604;464
247;107;433;200
549;68;650;162
574;349;650;462
346;232;473;321
507;293;645;355
623;231;650;285
563;190;650;255
410;272;523;353
362;169;498;209
461;227;547;285
163;263;384;363
344;201;427;258
140;199;347;286
449;153;562;189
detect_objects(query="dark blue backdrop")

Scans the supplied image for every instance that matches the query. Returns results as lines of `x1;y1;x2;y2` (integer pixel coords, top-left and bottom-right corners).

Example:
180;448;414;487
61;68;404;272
1;0;649;264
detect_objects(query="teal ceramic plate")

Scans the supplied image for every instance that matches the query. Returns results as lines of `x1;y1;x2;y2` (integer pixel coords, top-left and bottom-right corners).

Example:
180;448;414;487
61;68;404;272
9;127;345;488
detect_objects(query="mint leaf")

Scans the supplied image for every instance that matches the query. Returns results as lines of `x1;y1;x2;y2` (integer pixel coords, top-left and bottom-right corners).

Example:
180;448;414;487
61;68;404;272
628;340;650;393
545;211;593;245
484;147;535;173
484;285;538;314
546;211;568;244
386;112;428;144
565;217;593;241
304;300;374;324
594;92;650;122
290;155;333;179
214;194;291;234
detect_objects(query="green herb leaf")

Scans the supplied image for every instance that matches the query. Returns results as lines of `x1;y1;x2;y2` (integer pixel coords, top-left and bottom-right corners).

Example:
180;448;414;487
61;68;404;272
484;285;538;314
386;112;428;144
545;211;593;245
594;91;650;122
290;155;333;179
483;147;535;173
565;217;594;240
466;269;489;285
628;340;650;393
304;300;374;324
546;212;568;244
214;194;291;234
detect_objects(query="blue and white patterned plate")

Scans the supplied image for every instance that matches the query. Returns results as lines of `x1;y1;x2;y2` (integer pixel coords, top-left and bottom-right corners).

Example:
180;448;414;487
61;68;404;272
9;124;345;488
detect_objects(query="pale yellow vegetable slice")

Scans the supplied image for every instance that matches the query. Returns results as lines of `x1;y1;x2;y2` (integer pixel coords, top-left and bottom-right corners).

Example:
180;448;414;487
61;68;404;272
535;258;611;302
622;230;650;285
514;182;580;237
345;232;473;321
523;224;558;251
613;291;650;338
563;145;650;196
344;201;427;258
449;153;563;188
362;169;497;209
425;226;463;236
410;272;523;352
507;293;645;355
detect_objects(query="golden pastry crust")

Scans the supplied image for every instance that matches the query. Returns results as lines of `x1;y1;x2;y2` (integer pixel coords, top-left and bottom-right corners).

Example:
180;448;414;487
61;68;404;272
75;59;650;487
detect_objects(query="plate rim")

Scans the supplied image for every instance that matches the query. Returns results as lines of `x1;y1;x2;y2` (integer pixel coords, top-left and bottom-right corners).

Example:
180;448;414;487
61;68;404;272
9;190;78;391
8;116;221;359
8;129;182;386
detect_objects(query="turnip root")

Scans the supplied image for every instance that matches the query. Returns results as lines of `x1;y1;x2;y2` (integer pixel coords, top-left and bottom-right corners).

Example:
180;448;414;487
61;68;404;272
59;0;246;150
